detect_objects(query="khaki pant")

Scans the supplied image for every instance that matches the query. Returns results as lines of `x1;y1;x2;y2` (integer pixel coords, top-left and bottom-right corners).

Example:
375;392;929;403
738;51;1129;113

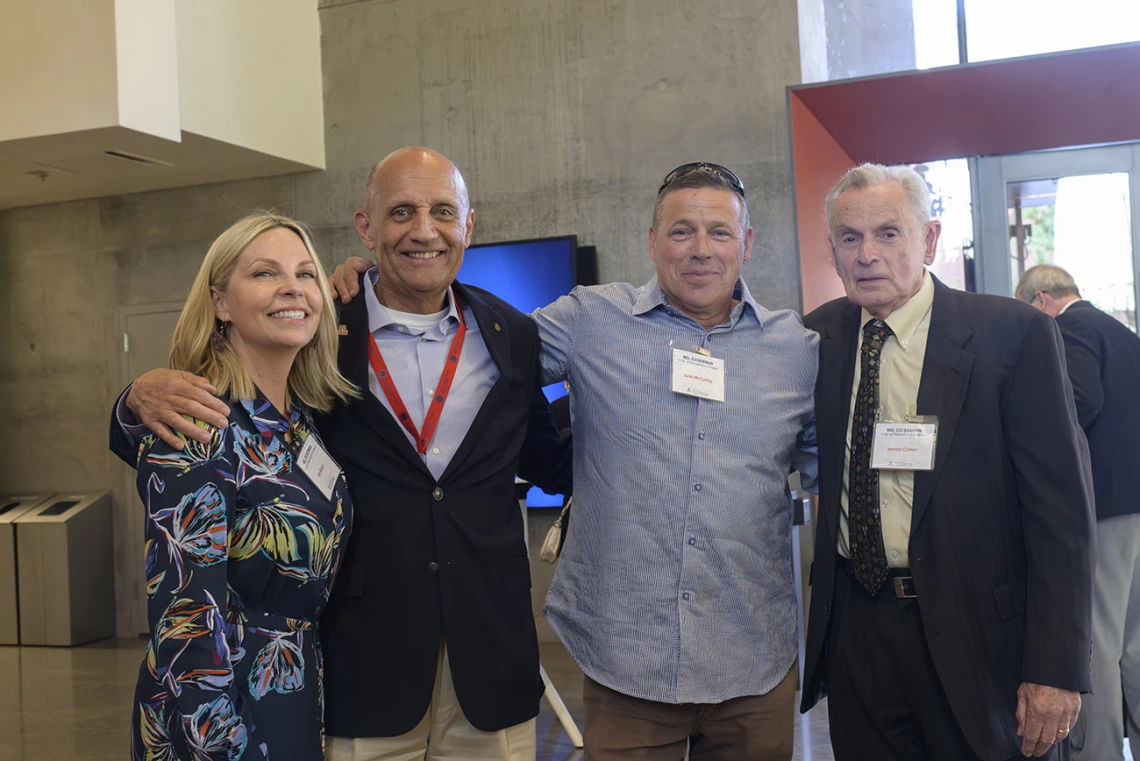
581;664;796;761
326;642;536;761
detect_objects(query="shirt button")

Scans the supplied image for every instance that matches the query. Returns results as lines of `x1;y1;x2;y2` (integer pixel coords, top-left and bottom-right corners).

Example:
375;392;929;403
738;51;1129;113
682;592;691;601
426;562;440;574
694;483;702;492
688;537;696;546
432;487;443;501
432;447;440;455
890;551;900;560
698;432;706;440
428;389;434;395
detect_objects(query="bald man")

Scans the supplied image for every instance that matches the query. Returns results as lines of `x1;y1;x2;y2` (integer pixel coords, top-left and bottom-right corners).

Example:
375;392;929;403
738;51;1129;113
110;147;572;760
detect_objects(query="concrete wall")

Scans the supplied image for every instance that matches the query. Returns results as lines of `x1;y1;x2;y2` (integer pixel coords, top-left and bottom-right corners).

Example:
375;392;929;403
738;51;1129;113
0;0;807;636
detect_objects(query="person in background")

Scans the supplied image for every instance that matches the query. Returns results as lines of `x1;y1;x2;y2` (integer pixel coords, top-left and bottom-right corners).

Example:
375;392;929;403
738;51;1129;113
801;164;1095;761
122;211;357;760
1017;263;1140;761
111;148;571;761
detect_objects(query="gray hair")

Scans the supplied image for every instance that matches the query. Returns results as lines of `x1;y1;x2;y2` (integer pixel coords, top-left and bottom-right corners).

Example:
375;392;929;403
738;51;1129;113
1015;264;1081;303
825;163;932;232
652;169;750;233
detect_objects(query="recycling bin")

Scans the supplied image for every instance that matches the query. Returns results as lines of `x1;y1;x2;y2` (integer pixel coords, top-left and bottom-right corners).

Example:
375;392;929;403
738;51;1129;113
15;492;115;646
0;493;55;645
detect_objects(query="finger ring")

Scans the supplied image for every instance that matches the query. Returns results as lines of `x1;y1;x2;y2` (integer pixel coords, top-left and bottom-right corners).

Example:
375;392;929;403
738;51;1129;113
1058;727;1070;737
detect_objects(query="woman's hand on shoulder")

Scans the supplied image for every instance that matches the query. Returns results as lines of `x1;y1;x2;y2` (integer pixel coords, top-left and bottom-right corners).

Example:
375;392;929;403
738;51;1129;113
127;369;230;450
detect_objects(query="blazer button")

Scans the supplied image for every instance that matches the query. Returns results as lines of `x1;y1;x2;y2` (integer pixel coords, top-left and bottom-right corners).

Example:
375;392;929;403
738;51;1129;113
432;487;443;501
426;562;441;574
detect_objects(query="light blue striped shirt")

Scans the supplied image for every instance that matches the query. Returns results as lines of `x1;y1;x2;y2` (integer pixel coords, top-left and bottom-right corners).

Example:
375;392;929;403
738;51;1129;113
364;269;499;480
533;277;818;704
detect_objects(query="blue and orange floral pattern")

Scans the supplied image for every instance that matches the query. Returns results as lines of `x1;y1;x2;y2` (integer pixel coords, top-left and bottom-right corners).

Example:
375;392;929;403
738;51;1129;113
130;392;352;761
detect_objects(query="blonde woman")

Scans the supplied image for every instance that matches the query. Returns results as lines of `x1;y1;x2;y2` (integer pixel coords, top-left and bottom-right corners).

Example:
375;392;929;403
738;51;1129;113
127;212;357;761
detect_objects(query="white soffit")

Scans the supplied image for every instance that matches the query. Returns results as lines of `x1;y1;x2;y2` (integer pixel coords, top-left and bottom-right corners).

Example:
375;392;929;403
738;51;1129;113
0;0;325;210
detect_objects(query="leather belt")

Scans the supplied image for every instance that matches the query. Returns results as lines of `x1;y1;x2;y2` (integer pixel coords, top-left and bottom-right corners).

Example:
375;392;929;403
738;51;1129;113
892;575;917;599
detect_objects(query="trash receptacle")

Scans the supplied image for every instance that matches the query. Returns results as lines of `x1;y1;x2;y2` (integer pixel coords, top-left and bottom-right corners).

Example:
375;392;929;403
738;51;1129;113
0;493;56;645
15;492;115;646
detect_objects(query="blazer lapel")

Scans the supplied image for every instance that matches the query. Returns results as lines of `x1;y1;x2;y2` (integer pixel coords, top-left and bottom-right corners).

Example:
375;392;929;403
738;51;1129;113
438;282;512;483
911;278;974;533
337;274;433;478
818;301;861;545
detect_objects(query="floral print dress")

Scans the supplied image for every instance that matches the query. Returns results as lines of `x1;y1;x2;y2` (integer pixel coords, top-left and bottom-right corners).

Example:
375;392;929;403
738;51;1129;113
130;393;352;761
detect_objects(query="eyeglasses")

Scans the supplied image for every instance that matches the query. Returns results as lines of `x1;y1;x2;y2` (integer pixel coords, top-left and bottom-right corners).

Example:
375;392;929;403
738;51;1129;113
657;162;746;199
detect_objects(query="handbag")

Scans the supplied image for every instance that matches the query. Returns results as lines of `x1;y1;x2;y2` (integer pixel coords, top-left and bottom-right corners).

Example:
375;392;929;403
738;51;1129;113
539;497;572;563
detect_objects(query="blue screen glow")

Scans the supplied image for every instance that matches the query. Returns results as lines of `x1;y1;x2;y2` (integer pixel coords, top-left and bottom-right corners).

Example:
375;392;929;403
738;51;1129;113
457;237;574;507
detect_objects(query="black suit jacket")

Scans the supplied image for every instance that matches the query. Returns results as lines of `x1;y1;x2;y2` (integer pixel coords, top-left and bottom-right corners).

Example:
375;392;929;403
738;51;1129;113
111;276;571;737
1055;300;1140;521
799;277;1095;761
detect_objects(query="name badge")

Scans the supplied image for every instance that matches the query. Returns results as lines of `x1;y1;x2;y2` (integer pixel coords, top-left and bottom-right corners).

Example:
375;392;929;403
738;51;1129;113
871;421;937;471
671;348;726;402
297;435;341;500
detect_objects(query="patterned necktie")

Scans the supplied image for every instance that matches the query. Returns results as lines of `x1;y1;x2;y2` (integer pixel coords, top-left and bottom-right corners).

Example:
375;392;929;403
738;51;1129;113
849;318;893;595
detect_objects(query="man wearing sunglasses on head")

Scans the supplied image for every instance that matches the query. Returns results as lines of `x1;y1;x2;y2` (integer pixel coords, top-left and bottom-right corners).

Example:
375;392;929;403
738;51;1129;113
531;163;818;760
331;161;819;760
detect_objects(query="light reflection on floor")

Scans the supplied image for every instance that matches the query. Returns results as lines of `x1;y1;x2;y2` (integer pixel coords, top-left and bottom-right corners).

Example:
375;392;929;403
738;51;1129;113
4;634;1129;761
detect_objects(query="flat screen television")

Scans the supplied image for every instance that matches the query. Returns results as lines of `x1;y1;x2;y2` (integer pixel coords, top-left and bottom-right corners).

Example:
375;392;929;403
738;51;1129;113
456;235;596;506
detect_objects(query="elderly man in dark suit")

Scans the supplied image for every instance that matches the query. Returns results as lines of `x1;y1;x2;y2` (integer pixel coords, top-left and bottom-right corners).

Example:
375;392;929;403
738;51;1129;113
109;147;570;761
1017;263;1140;761
800;163;1095;761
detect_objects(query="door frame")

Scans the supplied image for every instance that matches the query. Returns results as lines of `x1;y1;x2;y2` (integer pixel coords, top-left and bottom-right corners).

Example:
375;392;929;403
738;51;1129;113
116;302;186;635
975;143;1140;306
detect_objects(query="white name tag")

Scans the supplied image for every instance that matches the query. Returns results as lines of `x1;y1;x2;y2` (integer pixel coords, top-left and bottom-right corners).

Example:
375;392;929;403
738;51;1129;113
871;422;937;471
297;435;341;501
671;348;726;402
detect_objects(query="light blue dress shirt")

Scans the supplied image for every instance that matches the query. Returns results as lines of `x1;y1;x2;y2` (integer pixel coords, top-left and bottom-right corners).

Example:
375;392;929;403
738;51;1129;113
532;276;819;704
363;269;499;481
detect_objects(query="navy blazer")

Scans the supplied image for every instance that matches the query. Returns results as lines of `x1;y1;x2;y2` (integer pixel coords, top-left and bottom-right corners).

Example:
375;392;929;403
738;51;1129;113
1055;300;1140;521
799;277;1095;761
112;275;572;737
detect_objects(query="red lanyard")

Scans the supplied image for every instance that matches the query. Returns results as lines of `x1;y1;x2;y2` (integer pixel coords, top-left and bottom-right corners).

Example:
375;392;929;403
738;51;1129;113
366;303;467;456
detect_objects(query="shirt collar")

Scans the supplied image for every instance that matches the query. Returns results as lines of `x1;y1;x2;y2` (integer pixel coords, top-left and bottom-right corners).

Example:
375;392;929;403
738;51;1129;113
1057;298;1080;315
634;275;764;329
861;269;934;351
364;266;460;336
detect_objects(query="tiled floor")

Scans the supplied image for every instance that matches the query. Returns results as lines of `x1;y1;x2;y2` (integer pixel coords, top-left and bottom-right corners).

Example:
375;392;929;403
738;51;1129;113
0;632;836;761
6;632;1137;761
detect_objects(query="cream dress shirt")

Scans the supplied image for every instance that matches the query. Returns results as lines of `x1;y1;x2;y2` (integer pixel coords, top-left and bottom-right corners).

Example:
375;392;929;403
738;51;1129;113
838;270;935;568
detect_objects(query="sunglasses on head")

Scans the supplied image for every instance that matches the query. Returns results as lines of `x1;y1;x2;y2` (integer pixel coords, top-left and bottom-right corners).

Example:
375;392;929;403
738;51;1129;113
657;162;746;199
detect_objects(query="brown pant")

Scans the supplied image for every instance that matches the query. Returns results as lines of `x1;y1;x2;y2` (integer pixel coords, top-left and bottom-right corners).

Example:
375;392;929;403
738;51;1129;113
581;664;797;761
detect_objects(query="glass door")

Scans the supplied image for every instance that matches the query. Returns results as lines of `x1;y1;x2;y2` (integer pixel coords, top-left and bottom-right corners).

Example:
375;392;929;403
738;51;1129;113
976;144;1140;331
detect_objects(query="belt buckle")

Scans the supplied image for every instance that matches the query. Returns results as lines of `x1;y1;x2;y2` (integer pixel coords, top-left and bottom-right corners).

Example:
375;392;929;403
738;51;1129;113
893;576;917;599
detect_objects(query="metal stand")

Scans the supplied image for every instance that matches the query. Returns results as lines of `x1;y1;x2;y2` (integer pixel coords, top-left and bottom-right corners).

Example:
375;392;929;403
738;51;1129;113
518;485;584;748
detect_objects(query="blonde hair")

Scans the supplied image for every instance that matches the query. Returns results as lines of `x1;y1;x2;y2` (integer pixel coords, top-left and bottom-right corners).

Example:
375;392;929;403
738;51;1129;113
169;211;357;413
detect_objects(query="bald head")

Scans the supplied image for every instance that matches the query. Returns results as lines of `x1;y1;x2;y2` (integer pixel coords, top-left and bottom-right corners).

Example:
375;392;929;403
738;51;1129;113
353;146;476;314
364;146;470;213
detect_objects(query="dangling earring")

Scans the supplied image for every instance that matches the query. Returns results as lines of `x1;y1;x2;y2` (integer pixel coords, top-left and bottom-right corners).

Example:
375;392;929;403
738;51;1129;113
212;321;228;351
